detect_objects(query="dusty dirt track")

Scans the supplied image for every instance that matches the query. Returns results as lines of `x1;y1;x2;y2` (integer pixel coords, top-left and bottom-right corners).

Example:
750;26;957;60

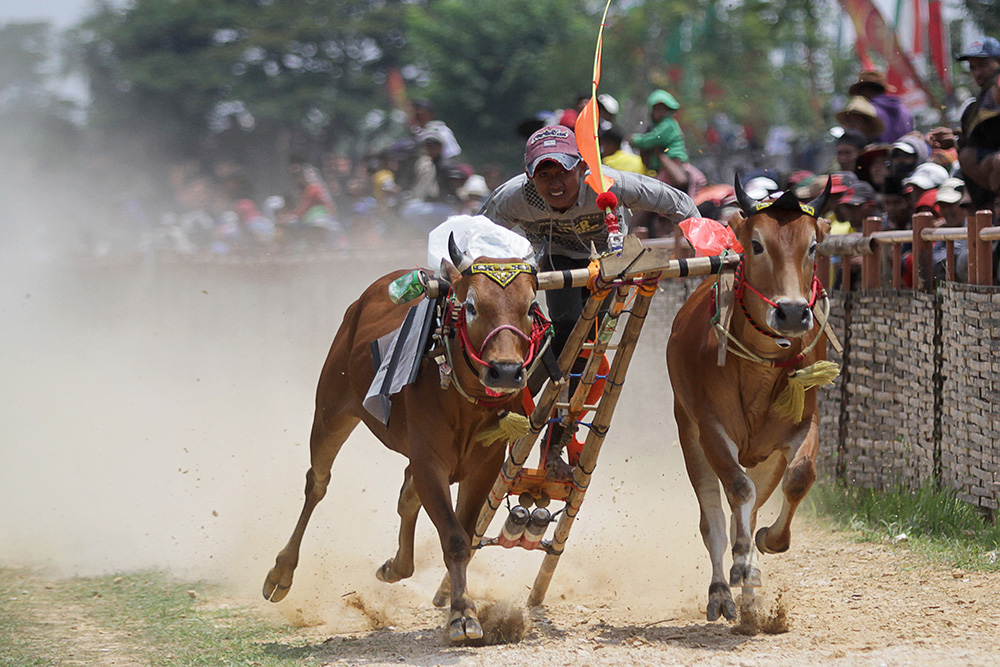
1;242;998;665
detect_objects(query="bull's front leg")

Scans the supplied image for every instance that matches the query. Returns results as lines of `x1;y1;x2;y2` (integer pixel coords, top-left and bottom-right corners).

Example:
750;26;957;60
756;413;819;555
409;455;482;643
700;423;760;591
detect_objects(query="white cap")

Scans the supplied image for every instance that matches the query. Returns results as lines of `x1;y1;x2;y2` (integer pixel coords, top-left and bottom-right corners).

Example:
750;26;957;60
745;176;779;200
597;93;619;115
902;162;949;191
935;178;964;204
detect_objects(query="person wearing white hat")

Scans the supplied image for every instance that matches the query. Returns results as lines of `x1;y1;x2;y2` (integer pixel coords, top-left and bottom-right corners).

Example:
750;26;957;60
935;178;966;228
902;162;950;205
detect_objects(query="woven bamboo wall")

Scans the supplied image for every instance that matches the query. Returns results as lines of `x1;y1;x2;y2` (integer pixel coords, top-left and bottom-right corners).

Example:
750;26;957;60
938;284;1000;511
838;291;938;491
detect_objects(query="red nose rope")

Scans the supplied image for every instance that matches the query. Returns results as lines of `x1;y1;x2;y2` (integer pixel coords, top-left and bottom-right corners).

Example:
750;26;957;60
731;259;826;369
447;295;552;402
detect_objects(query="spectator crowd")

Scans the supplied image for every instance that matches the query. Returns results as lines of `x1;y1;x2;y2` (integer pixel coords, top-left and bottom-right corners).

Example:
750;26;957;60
129;36;999;284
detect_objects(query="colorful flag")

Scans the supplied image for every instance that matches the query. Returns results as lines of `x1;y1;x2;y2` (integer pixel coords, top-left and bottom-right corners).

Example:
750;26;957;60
838;0;938;109
574;0;615;197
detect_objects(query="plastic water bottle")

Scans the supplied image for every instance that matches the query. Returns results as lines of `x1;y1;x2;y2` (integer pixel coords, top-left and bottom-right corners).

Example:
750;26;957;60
388;269;426;304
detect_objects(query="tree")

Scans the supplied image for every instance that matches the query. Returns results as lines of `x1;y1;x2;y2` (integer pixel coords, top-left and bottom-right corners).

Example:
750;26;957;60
66;0;421;172
408;0;596;168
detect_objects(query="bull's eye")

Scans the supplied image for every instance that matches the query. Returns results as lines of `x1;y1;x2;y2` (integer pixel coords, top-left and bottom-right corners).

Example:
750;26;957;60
751;239;764;255
808;241;817;258
464;300;477;319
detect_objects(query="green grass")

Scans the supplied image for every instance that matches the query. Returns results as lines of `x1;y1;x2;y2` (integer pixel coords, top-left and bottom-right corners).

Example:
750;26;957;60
0;569;314;667
808;481;1000;572
57;571;310;666
0;571;57;667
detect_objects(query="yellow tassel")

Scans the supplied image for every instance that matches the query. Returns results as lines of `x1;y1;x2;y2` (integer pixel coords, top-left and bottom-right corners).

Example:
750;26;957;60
772;360;841;423
476;411;530;445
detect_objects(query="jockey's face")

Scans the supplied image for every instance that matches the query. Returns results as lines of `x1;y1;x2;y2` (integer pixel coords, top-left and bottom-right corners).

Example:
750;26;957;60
530;160;584;212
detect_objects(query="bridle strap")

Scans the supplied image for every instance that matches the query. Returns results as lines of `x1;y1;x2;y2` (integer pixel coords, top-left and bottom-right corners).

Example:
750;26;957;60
734;259;823;340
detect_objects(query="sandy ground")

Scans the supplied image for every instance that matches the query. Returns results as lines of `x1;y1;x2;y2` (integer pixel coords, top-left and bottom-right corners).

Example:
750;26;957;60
1;243;998;665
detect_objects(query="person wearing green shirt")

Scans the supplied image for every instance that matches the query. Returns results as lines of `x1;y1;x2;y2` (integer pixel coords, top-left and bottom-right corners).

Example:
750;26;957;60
631;89;689;176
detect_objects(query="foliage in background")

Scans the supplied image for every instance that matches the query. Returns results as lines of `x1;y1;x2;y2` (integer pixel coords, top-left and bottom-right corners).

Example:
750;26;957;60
810;482;1000;572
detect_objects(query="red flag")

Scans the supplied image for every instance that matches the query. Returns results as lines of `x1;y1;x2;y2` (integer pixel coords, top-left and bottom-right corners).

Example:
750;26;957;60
927;0;952;94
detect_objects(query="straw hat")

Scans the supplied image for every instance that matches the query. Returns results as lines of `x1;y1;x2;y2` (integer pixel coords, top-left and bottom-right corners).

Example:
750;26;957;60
835;96;885;141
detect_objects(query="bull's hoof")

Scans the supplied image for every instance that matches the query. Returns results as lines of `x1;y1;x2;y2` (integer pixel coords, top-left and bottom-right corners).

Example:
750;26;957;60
755;526;790;554
729;561;761;588
448;611;484;643
707;582;736;621
375;559;405;584
262;567;293;602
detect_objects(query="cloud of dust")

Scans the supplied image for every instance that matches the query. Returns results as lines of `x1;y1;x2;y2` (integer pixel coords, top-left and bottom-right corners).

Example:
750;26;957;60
0;246;781;629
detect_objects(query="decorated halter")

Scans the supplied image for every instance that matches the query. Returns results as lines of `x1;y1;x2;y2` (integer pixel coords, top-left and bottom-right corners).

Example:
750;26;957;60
446;271;552;375
733;259;826;354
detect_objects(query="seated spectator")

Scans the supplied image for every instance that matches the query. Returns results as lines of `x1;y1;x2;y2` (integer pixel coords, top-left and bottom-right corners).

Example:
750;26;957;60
833;181;881;290
399;129;462;229
847;69;915;143
903;162;950;207
882;177;913;231
856;143;891;191
836;129;869;172
631;89;690;189
835;96;885;142
600;125;651;175
933;177;968;282
889;134;931;180
281;160;342;249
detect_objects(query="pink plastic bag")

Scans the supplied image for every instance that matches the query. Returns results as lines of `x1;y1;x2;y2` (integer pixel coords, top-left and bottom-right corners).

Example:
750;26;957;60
678;217;744;257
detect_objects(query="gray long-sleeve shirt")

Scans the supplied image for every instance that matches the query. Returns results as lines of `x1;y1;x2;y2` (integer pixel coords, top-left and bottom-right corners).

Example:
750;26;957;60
479;166;698;259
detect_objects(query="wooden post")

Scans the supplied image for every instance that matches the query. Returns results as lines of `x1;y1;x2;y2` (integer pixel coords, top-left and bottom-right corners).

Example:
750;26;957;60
862;217;881;290
817;254;831;290
841;255;852;291
912;211;934;292
892;245;903;289
967;212;979;284
974;210;993;286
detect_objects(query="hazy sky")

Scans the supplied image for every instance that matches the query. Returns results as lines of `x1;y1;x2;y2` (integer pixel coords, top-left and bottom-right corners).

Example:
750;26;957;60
2;0;93;28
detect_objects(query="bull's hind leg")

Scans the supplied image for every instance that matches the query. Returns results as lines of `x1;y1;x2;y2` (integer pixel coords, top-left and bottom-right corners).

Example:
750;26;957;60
376;466;421;583
756;417;819;555
677;413;736;622
263;411;360;602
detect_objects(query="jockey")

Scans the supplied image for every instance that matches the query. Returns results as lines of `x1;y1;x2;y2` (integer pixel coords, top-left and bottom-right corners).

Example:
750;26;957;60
480;124;697;355
478;125;697;473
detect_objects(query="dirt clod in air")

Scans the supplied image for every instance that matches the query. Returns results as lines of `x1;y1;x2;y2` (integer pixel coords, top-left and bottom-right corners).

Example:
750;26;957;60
731;590;790;636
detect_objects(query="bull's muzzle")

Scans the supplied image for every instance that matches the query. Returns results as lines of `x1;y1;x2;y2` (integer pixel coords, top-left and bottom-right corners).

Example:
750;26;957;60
769;299;814;336
482;361;526;391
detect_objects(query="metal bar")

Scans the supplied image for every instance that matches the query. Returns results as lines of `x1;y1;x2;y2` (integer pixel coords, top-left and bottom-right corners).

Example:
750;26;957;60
528;277;659;606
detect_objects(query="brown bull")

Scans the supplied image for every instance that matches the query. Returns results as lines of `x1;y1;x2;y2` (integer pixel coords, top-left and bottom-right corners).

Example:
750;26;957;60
263;238;546;642
667;176;835;621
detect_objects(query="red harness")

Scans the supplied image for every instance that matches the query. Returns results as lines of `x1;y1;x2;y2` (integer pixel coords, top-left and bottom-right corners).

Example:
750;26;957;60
449;296;551;372
731;259;825;368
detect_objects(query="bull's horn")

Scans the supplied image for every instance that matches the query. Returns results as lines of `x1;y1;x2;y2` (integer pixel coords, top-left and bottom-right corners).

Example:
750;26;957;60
805;176;833;216
734;172;758;215
448;231;473;272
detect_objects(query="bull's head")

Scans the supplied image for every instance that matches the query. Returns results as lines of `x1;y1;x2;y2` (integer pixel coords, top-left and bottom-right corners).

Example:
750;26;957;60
442;233;540;393
731;174;831;339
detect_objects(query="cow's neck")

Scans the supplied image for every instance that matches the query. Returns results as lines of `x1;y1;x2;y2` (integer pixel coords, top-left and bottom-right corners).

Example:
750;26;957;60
730;307;807;368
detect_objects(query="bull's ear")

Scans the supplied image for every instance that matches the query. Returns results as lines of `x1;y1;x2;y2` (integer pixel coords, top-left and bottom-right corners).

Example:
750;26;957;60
728;210;746;236
817;217;831;242
440;257;462;284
